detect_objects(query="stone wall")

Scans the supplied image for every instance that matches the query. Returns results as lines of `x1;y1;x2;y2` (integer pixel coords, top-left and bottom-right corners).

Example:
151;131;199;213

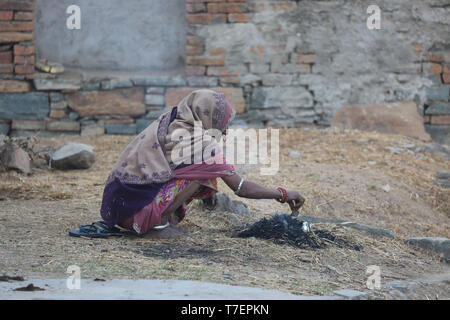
0;0;449;144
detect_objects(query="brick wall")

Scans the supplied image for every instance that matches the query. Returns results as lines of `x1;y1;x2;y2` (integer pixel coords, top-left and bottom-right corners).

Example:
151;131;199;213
0;0;449;144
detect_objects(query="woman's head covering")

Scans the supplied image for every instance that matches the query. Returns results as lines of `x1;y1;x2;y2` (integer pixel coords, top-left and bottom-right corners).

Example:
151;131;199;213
105;89;236;186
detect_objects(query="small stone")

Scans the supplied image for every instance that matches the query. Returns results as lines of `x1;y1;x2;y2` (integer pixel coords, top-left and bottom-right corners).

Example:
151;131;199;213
419;143;450;161
49;143;95;170
68;112;79;120
381;184;391;192
368;161;376;166
212;193;250;216
435;171;450;188
404;237;450;261
333;289;368;300
0;143;30;174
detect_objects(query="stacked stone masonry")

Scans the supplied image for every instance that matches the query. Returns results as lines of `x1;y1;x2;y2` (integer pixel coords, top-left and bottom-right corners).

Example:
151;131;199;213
0;0;449;144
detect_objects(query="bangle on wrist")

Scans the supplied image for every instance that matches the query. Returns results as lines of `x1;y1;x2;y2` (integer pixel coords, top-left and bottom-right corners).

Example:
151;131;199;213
235;178;244;196
276;187;287;203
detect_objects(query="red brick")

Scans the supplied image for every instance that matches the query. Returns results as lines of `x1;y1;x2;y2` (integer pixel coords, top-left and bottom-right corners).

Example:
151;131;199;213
0;44;11;51
14;11;33;21
185;66;206;76
14;54;34;65
412;44;423;53
186;3;206;13
443;73;450;84
15;64;34;74
187;56;225;66
249;3;265;12
228;13;248;23
0;50;11;63
427;54;443;63
423;115;430;124
207;67;242;76
0;10;13;20
49;110;67;119
430;115;450;125
443;64;450;74
0;21;33;32
0;1;34;11
0;63;13;73
296;54;315;64
207;3;245;13
220;76;240;84
186;35;204;46
209;48;226;56
0;32;32;42
186;45;204;56
270;2;295;12
0;79;29;92
11;119;46;130
13;44;34;55
186;13;226;24
428;63;442;75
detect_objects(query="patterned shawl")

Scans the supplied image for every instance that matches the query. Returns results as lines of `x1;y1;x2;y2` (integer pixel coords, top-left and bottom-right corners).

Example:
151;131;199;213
101;89;236;227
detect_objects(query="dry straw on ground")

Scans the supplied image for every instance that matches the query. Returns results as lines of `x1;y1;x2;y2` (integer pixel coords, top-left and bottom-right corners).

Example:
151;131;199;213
0;128;448;297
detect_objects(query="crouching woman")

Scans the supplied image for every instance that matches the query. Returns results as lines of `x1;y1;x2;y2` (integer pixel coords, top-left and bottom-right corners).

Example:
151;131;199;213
99;89;304;235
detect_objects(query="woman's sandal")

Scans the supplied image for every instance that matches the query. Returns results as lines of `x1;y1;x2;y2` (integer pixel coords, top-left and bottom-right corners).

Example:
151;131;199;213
69;221;130;238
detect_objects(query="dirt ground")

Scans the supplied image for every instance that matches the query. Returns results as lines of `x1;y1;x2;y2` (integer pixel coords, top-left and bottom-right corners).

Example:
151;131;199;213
0;128;449;299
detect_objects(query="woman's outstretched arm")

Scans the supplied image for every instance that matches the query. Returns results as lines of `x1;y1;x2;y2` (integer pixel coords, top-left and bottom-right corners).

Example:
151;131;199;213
221;174;305;211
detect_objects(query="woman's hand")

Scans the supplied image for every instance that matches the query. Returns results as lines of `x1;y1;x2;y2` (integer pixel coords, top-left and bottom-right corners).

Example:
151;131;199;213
286;190;305;213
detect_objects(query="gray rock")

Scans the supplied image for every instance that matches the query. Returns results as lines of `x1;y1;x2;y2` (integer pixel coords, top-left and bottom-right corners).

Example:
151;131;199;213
0;93;49;120
131;76;186;87
81;81;101;91
33;78;81;91
0;143;30;174
146;87;165;94
419;143;450;161
49;92;64;102
426;86;450;101
144;94;165;106
251;87;313;109
213;193;250;216
435;171;450;188
68;112;79;120
333;289;367;300
0;123;10;135
294;214;396;238
186;76;218;87
261;74;295;86
340;222;396;238
49;143;95;170
101;79;133;90
426;102;450;115
105;123;137;135
404;237;450;260
425;124;450;145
